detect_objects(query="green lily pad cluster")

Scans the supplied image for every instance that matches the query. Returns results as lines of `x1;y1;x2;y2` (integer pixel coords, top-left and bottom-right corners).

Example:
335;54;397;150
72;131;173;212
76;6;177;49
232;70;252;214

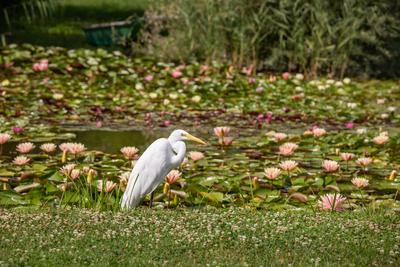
0;125;399;211
0;44;399;211
0;44;399;129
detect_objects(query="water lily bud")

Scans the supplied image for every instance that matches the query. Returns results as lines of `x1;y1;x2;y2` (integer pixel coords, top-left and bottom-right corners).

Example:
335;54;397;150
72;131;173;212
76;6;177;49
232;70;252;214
119;182;126;192
163;183;170;194
61;150;67;163
388;170;397;181
87;169;95;183
2;183;10;190
252;177;259;190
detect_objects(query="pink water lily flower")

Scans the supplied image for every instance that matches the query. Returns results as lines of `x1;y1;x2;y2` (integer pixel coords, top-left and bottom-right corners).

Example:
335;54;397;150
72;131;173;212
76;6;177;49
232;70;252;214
70;169;81;180
274;132;287;142
351;177;369;188
200;65;209;73
264;167;281;180
59;142;73;152
13;155;30;166
282;72;290;80
356;157;372;167
97;180;117;193
318;193;346;211
242;65;254;76
60;164;76;177
182;78;190;85
16;142;35;154
279;160;298;172
32;59;48;71
373;134;389;145
269;75;277;82
68;143;86;155
0;133;11;144
171;70;182;78
312;127;326;137
120;146;139;160
322;160;339;173
12;127;24;135
166;170;181;184
189;151;204;161
144;75;153;81
279;142;298;156
218;137;233;146
340;152;355;161
214;127;230;138
345;122;354;129
40;143;57;154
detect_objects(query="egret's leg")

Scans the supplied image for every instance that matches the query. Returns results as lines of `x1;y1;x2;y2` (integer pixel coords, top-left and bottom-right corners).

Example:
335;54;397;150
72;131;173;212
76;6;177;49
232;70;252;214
149;191;155;208
168;189;171;208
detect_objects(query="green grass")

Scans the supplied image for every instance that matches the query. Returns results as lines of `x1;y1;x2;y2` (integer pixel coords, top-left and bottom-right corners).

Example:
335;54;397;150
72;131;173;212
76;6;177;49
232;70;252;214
0;208;399;266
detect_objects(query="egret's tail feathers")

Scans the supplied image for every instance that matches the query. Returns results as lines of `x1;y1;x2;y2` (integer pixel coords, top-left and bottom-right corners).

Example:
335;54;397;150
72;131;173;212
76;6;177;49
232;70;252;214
120;173;141;209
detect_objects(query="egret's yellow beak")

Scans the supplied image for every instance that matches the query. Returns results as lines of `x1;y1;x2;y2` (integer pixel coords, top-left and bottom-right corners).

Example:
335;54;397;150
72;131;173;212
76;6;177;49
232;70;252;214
184;133;207;145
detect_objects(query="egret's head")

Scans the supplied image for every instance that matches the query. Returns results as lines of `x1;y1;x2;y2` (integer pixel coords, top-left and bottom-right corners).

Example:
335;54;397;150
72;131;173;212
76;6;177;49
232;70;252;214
169;129;206;145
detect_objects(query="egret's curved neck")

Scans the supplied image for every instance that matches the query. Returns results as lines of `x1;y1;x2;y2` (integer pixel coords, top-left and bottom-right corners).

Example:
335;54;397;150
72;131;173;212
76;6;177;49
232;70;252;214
170;140;186;168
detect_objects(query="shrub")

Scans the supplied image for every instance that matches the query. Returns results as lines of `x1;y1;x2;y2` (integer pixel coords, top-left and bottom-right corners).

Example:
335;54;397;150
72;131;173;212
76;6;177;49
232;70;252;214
135;0;399;78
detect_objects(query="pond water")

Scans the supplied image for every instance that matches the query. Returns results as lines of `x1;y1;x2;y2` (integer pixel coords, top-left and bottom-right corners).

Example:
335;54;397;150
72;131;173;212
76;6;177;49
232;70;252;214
2;127;220;157
72;129;160;154
2;128;169;156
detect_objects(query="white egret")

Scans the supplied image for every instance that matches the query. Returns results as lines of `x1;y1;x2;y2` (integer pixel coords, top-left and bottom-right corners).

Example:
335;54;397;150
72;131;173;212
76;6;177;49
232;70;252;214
121;129;206;209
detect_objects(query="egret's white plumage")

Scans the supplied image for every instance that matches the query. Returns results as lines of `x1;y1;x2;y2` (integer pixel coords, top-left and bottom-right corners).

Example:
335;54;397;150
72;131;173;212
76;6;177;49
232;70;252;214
121;129;205;209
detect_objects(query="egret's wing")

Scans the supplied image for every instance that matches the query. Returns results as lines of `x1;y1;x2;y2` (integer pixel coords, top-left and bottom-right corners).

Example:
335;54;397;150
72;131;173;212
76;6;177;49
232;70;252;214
121;138;173;209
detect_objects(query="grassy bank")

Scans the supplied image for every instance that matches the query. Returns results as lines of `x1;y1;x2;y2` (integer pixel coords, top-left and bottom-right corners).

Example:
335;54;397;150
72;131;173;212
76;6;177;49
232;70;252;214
0;208;399;266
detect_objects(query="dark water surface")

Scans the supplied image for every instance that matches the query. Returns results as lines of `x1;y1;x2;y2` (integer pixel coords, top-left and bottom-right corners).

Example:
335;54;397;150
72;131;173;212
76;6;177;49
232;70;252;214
2;129;170;156
72;129;159;154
